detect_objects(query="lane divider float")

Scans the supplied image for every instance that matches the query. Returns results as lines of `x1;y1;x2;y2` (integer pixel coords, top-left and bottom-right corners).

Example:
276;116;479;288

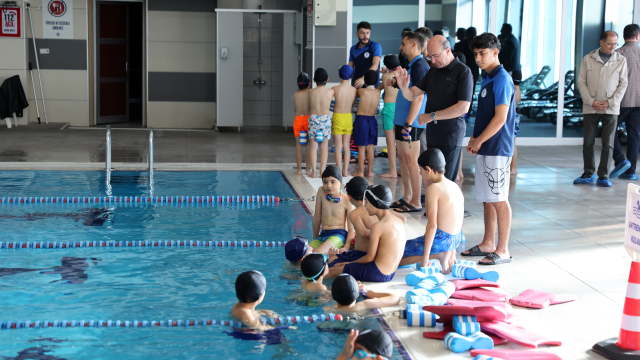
0;314;343;330
0;240;286;250
0;195;280;206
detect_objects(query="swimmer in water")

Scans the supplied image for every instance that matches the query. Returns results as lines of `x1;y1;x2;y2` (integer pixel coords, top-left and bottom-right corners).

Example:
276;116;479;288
301;253;330;292
311;165;355;254
323;274;400;316
335;329;394;360
231;270;279;330
284;237;315;265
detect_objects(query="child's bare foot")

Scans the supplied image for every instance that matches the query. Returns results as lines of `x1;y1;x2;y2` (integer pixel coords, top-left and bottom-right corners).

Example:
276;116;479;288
342;170;349;177
365;172;375;177
295;170;302;175
379;172;397;178
351;171;364;177
435;251;451;274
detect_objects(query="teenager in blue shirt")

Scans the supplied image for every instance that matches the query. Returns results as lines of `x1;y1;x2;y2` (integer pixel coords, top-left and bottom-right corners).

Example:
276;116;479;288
349;22;382;88
461;33;515;266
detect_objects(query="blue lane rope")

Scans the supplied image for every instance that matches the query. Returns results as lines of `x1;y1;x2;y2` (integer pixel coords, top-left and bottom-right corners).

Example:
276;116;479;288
0;195;280;205
0;240;285;250
0;314;343;329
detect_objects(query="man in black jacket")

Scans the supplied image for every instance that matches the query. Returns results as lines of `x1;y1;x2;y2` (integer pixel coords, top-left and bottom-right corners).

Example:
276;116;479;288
498;24;520;73
461;27;479;86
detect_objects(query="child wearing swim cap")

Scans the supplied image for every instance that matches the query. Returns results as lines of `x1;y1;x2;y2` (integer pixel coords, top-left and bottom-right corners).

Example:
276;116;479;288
335;329;394;360
400;148;465;274
308;68;335;178
323;274;400;315
327;185;407;283
310;165;355;254
293;72;312;176
331;65;357;177
301;253;330;292
284;237;315;264
231;270;279;329
352;70;382;178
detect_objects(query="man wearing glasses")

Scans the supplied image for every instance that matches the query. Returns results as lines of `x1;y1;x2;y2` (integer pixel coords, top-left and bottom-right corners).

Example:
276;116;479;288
395;35;473;188
575;30;628;187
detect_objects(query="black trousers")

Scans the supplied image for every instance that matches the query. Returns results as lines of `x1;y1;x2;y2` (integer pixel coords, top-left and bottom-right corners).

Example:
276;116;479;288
427;143;463;182
613;107;640;175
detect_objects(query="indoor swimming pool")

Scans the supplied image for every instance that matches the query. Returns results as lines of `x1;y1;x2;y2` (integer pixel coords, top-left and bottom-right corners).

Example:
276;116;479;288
0;171;403;359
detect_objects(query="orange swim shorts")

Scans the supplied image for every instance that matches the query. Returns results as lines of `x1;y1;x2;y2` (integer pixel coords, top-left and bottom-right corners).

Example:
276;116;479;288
293;115;310;137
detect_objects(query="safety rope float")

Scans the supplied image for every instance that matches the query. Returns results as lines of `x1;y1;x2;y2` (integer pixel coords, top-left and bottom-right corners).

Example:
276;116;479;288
0;240;286;250
0;195;280;205
0;314;344;330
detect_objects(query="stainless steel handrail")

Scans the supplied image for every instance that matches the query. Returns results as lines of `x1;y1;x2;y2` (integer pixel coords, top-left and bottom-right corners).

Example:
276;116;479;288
148;127;154;184
106;125;112;183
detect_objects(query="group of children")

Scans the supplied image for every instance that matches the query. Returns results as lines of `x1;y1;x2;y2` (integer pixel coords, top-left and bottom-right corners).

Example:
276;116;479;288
293;63;391;179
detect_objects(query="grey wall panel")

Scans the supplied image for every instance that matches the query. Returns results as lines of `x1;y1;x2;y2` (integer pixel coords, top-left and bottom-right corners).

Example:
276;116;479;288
148;72;216;102
576;0;605;74
218;11;244;127
148;0;217;12
315;47;347;81
28;39;87;70
316;12;348;47
352;22;417;57
441;4;457;36
354;0;418;5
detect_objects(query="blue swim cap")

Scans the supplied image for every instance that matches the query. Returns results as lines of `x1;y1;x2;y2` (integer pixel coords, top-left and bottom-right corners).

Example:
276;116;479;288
338;65;354;80
285;237;309;263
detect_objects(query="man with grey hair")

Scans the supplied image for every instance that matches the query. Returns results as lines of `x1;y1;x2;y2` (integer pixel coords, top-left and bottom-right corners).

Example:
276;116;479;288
575;30;628;187
395;35;474;191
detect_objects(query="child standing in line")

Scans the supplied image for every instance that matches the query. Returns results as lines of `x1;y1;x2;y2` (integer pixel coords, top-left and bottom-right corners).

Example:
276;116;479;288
352;70;381;178
379;55;401;178
308;68;335;178
332;65;358;177
293;72;312;176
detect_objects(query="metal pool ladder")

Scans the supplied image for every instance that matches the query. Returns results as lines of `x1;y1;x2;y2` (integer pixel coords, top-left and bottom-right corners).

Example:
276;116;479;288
148;128;154;184
106;126;112;183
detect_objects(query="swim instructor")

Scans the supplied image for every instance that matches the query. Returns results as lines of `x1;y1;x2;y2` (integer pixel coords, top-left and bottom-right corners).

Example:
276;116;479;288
349;21;382;88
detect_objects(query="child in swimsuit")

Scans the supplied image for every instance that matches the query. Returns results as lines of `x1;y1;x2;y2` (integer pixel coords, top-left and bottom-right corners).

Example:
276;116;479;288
284;237;315;265
301;253;329;292
331;65;357;177
322;274;400;315
293;72;312;176
231;271;279;330
307;68;335;178
336;329;394;360
311;165;355;254
399;148;465;274
327;185;406;283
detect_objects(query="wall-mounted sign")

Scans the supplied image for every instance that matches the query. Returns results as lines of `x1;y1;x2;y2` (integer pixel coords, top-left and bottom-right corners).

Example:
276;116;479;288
1;7;21;38
43;0;73;39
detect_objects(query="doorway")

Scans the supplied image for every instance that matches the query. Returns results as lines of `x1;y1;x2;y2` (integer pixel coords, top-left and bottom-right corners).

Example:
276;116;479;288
96;1;143;126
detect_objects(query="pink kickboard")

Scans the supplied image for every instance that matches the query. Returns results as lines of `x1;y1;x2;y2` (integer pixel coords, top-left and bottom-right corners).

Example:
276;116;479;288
509;289;577;309
422;324;509;345
424;305;508;323
480;321;562;349
452;279;501;290
451;288;510;302
470;349;561;360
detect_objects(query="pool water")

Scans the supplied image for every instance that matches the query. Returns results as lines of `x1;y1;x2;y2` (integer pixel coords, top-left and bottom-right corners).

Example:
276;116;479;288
0;171;403;360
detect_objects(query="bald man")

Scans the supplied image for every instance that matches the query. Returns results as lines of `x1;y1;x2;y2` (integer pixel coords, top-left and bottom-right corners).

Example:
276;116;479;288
396;35;474;184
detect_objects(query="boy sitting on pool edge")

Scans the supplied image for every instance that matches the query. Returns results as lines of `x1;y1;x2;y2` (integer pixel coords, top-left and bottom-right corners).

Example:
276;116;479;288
399;149;465;274
326;185;407;282
231;270;279;330
311;165;355;254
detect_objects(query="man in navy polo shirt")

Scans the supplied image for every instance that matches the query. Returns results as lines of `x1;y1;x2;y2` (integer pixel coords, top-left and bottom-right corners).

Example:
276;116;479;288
462;33;515;266
389;32;429;213
349;22;382;88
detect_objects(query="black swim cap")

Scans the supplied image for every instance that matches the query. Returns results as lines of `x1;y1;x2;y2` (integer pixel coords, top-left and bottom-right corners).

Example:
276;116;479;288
300;253;327;282
235;270;266;303
364;70;378;86
322;165;342;183
418;148;446;171
346;176;369;200
297;72;311;85
314;68;329;83
364;185;392;210
383;55;401;70
356;329;394;358
285;237;309;263
332;274;359;305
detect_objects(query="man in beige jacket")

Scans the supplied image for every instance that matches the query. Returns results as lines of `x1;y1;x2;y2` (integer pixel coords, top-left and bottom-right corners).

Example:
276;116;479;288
576;30;628;187
612;24;640;180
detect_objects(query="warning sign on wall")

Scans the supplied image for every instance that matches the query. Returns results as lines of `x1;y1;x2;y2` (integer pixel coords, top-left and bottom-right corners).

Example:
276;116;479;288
1;7;21;38
43;0;73;39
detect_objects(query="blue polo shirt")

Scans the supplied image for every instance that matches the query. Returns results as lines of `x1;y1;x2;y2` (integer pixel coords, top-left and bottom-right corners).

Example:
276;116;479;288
393;55;429;128
473;65;516;156
349;40;382;86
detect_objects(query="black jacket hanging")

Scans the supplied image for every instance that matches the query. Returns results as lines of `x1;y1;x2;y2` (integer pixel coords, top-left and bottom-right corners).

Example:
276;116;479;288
0;75;29;119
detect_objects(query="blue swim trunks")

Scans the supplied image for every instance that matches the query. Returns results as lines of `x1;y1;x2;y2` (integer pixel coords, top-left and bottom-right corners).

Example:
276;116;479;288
403;229;465;257
328;250;367;268
343;261;394;282
309;229;348;249
514;114;520;137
